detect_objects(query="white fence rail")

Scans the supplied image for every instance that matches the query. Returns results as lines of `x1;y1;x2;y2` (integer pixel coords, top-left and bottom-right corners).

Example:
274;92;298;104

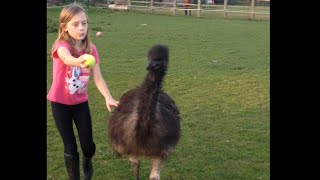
111;0;269;19
47;0;270;20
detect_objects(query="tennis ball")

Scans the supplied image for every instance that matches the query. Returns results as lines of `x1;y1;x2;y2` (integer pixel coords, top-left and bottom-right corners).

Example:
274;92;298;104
83;54;96;68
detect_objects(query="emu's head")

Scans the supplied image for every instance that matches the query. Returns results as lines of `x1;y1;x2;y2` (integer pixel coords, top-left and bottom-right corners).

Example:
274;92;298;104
146;44;169;73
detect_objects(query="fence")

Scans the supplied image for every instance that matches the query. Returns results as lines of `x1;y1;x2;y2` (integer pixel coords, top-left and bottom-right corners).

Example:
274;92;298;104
47;0;270;20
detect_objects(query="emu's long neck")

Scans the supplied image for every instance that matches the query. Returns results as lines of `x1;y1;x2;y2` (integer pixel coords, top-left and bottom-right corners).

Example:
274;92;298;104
139;71;164;114
137;71;164;131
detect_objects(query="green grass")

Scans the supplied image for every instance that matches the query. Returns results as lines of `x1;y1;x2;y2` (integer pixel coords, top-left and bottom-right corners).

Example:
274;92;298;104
47;7;270;180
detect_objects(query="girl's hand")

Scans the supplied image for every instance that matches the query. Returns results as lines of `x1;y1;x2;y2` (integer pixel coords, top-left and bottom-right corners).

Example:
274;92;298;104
78;54;89;68
106;98;119;112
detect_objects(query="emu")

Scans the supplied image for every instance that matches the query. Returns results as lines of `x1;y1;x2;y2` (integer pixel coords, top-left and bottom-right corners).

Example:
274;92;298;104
108;44;181;180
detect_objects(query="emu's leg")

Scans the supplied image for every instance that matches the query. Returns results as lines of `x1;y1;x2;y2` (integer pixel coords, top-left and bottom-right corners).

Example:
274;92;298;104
129;157;140;180
149;158;163;180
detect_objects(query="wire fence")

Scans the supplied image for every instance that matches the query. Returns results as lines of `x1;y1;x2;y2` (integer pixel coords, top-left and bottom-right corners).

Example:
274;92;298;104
47;0;270;20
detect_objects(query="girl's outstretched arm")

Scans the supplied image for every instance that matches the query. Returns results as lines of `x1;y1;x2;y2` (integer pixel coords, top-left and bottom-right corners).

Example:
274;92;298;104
92;64;119;112
56;47;87;67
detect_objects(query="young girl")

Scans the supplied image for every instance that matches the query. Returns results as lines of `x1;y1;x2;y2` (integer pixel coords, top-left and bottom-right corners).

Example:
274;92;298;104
47;3;118;180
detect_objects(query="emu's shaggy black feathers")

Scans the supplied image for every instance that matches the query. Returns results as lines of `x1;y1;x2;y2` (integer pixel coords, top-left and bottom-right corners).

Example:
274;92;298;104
108;44;180;159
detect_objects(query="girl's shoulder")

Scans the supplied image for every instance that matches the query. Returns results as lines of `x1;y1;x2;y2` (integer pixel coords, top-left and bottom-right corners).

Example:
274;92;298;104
90;43;98;53
53;41;71;50
90;42;97;49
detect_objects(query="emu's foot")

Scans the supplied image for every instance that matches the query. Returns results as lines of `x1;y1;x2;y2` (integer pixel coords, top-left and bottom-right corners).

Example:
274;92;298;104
149;158;162;180
130;158;140;180
149;174;160;180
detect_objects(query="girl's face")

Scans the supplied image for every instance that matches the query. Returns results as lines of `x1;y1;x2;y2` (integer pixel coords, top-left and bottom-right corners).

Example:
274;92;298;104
64;11;88;42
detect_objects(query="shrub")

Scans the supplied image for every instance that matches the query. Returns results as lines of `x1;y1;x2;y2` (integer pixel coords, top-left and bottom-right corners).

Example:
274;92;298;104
47;17;59;33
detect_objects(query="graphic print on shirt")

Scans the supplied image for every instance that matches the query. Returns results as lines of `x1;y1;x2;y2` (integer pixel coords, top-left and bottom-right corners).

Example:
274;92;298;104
67;67;85;94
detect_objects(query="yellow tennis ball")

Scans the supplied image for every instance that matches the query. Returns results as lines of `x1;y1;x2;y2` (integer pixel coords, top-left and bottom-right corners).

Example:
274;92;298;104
83;54;96;68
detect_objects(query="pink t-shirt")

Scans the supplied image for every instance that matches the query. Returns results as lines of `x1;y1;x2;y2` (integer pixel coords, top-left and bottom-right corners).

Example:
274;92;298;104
47;41;100;105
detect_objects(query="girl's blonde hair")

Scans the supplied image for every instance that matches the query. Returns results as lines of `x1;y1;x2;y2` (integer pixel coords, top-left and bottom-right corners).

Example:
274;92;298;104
51;3;92;57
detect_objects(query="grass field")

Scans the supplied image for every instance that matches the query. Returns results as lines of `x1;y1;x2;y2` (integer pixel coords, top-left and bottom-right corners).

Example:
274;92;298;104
47;6;270;180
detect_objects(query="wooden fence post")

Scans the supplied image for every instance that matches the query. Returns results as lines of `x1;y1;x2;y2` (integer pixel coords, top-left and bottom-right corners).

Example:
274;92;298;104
251;0;255;19
173;0;177;16
224;0;228;18
197;0;201;17
127;0;131;9
151;0;154;11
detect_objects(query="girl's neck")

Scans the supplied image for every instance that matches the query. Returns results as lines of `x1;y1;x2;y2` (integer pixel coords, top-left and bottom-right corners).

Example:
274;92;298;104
74;41;83;51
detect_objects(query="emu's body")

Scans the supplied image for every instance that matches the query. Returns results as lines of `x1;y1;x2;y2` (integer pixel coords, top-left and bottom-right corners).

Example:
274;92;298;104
108;45;180;180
